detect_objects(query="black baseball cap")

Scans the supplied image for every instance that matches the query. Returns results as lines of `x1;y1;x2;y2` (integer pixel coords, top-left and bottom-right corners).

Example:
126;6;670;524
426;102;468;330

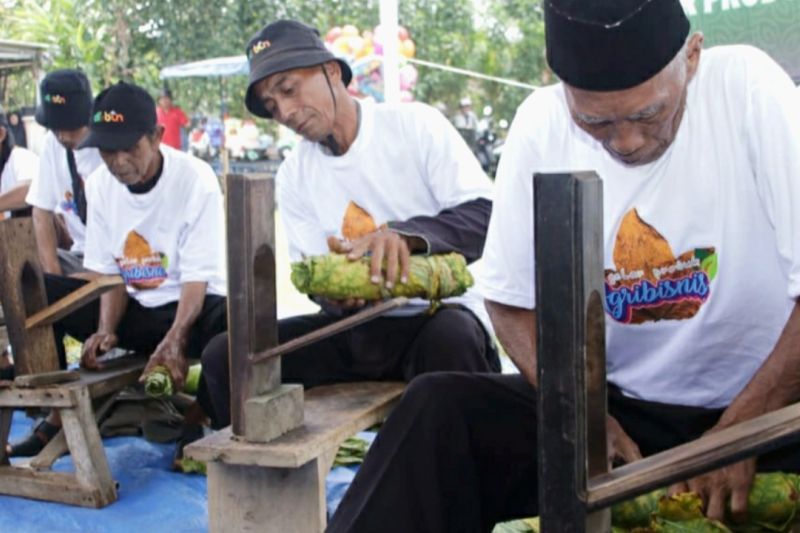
545;0;690;91
80;81;157;151
35;69;93;130
245;20;353;119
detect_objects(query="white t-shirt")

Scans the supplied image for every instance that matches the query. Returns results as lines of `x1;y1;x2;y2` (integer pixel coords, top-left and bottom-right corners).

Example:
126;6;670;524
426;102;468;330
1;147;38;217
83;145;227;308
482;46;800;408
277;100;493;325
25;131;104;252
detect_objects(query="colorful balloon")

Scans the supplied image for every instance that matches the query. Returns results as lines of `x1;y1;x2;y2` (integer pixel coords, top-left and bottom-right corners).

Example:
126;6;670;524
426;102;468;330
400;39;416;59
326;27;342;43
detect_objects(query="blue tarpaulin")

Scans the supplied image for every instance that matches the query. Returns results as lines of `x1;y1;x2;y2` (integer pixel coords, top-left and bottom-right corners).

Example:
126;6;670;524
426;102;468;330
0;411;370;532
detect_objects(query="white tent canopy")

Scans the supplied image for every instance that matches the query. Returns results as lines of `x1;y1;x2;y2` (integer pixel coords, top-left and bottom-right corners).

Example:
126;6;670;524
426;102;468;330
160;55;248;79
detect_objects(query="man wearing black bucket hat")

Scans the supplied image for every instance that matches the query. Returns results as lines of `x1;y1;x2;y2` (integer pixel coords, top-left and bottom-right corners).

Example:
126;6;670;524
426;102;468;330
25;69;104;275
197;20;499;431
327;0;800;530
8;81;227;460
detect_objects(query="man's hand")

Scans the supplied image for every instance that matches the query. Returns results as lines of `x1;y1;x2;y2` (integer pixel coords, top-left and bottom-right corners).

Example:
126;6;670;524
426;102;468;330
328;230;412;289
141;333;189;391
607;414;643;467
669;444;756;521
81;332;118;369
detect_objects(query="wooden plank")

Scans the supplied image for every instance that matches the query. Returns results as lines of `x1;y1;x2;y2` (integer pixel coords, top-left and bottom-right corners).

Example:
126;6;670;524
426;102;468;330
534;172;610;532
250;297;410;364
14;369;80;388
60;387;116;506
208;459;327;533
0;387;74;407
225;174;280;436
186;381;404;468
24;275;124;330
0;467;107;508
65;356;147;399
586;401;800;510
0;218;60;375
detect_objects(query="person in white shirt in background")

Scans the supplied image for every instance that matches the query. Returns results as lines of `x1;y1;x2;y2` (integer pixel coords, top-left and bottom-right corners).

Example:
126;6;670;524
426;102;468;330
25;69;104;275
327;0;800;530
8;82;228;466
0;108;38;218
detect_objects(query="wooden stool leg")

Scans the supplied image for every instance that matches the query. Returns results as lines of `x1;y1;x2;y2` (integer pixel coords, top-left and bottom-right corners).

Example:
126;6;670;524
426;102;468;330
0;408;12;465
208;458;329;533
60;387;117;507
31;391;120;470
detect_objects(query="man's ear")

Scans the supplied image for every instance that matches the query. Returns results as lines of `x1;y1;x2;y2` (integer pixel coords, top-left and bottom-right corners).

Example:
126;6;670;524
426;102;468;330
685;32;704;81
151;124;165;146
324;60;342;84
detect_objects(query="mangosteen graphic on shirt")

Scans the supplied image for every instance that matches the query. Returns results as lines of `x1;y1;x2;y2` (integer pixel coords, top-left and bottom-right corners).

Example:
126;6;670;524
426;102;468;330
116;231;169;290
604;209;718;324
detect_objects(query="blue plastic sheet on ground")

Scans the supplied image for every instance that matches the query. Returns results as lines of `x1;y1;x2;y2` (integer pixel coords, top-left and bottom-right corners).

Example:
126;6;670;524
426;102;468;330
0;411;372;532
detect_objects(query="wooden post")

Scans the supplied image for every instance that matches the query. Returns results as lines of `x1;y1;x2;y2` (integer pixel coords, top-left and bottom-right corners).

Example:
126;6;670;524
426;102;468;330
0;219;60;376
534;172;610;532
225;174;303;441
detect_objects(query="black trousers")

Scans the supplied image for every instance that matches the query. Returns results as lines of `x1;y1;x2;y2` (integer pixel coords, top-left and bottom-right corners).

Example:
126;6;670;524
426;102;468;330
326;373;800;533
45;274;227;415
200;306;500;429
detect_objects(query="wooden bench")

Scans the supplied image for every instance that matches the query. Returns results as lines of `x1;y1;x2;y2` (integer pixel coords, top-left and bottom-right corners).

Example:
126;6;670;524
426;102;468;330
0;217;146;508
185;174;406;532
187;381;403;532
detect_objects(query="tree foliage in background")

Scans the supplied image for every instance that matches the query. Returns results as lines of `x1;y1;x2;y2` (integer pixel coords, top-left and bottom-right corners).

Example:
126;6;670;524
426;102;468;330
0;0;545;125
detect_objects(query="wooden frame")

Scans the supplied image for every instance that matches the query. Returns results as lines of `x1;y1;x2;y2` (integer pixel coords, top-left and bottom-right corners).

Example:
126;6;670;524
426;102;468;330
188;174;405;533
0;217;145;508
533;172;800;531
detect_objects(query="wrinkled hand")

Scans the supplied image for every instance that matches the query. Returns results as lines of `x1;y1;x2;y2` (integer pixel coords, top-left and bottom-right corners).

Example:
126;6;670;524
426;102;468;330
81;332;118;369
607;414;643;467
669;456;756;522
328;230;411;290
141;334;189;391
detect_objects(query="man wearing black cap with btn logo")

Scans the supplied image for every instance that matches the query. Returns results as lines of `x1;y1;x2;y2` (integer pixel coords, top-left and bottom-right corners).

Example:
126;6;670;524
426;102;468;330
7;81;227;459
197;20;499;431
25;69;104;275
327;0;800;530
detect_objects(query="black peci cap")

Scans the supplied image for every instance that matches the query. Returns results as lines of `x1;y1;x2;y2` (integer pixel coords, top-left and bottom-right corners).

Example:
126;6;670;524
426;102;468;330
545;0;690;91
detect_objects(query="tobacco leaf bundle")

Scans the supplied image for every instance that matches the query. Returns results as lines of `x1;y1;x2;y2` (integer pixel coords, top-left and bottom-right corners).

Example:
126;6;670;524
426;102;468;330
144;365;174;398
290;252;473;301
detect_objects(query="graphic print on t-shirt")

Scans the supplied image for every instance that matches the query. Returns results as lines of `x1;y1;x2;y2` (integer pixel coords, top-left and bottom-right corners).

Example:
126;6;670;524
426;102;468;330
604;209;718;324
341;201;378;240
115;230;169;290
60;190;78;214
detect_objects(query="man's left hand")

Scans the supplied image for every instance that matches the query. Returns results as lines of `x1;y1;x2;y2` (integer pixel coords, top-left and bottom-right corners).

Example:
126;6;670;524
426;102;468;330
328;231;412;289
141;333;189;391
669;452;756;522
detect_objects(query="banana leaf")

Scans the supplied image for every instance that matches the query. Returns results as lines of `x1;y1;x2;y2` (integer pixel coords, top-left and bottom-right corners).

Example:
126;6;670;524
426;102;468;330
290;252;473;301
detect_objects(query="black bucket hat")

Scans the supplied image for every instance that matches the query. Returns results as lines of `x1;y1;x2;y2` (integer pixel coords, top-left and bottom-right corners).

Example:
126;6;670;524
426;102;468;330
35;69;93;130
245;20;353;118
80;81;157;151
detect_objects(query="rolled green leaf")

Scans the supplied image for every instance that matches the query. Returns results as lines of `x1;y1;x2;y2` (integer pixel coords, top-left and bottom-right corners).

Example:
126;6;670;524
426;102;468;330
144;365;174;398
183;364;201;395
291;252;473;301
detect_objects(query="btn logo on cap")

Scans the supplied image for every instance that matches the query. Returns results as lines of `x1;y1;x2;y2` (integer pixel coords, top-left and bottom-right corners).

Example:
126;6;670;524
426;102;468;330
250;40;271;58
93;110;125;124
44;94;67;105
